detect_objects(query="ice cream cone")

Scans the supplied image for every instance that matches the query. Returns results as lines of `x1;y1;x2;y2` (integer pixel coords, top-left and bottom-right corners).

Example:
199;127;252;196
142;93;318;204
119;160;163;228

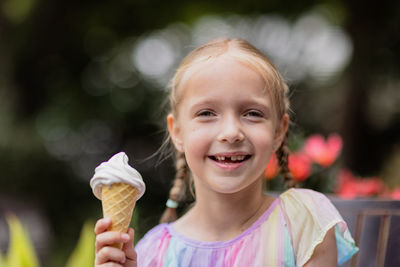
90;152;145;249
101;183;139;248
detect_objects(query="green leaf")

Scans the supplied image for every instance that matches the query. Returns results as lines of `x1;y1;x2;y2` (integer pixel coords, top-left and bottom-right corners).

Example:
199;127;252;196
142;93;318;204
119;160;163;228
5;214;39;267
0;251;5;267
65;221;95;267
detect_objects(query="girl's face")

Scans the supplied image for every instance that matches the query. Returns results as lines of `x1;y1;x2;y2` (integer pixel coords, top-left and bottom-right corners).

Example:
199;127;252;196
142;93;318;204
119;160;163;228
168;56;288;196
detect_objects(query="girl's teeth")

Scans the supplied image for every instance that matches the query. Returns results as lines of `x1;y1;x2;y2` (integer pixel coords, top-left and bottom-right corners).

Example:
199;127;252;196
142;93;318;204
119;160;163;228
215;155;246;161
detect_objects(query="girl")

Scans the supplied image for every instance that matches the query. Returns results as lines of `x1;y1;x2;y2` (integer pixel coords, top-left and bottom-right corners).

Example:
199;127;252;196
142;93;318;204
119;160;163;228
94;38;358;266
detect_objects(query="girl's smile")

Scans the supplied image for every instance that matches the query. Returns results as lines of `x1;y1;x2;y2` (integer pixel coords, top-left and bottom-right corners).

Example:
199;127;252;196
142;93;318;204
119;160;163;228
168;55;286;195
208;152;252;171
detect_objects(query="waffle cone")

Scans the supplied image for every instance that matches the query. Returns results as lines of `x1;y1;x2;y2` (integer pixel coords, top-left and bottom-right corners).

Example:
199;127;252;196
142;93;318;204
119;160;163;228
101;183;139;248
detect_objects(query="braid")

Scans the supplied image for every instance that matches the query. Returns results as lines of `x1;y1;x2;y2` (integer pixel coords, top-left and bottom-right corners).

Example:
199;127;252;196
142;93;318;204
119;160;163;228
160;151;190;223
276;131;296;188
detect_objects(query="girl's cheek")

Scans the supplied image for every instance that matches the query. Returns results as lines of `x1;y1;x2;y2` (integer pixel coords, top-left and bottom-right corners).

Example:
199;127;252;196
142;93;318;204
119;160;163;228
249;126;276;147
184;125;215;150
186;123;218;138
186;127;214;143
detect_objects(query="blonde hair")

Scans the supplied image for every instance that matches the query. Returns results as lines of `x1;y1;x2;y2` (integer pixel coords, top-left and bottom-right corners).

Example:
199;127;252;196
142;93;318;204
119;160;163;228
160;38;294;223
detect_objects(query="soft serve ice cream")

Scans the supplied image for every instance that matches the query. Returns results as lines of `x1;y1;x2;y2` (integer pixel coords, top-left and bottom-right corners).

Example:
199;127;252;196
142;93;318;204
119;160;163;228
90;152;145;200
90;152;145;248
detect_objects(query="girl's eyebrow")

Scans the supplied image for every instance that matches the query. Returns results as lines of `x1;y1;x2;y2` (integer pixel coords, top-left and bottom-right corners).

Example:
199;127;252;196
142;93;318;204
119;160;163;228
241;100;273;117
188;97;272;113
188;99;218;113
190;98;218;106
239;98;271;109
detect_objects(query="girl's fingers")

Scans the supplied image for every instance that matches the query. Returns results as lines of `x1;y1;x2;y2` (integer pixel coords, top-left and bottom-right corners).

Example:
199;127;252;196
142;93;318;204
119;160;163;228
94;219;137;266
95;231;130;252
95;218;111;235
123;228;137;265
95;246;126;265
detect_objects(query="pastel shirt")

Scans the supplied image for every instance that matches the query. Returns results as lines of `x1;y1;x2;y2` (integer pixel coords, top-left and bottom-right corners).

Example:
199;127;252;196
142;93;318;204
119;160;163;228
136;188;358;266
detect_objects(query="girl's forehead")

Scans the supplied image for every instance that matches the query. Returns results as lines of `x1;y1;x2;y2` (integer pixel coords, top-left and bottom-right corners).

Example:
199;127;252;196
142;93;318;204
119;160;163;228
179;56;259;89
178;58;274;107
181;57;269;96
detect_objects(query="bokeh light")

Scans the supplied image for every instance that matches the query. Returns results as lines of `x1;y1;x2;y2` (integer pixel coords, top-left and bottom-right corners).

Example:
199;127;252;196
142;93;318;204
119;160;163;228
123;11;352;90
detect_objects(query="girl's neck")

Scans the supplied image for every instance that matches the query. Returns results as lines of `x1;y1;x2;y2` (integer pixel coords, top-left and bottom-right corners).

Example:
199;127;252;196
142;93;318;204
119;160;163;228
173;179;274;242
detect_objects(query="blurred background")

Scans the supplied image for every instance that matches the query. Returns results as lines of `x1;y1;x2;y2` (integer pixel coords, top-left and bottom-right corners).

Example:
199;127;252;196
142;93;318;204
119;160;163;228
0;0;399;266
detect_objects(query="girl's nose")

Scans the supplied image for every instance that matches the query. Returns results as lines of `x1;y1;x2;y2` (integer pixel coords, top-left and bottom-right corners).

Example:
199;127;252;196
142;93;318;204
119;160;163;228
217;115;245;143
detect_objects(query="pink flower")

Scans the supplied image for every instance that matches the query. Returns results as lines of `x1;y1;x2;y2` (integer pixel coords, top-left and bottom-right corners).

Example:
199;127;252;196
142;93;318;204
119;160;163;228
288;152;311;182
304;134;343;167
391;188;400;200
265;153;279;180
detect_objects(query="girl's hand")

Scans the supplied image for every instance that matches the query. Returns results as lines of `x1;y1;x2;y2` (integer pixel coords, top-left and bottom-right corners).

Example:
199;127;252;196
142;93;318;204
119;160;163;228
95;218;138;267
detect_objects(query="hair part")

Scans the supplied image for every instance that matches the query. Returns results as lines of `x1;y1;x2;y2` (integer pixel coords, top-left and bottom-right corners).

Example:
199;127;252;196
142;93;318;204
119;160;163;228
160;38;295;223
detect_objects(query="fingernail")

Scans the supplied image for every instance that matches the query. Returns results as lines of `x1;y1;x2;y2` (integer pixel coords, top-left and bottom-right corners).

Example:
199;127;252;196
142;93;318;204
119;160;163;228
122;233;130;241
104;218;111;223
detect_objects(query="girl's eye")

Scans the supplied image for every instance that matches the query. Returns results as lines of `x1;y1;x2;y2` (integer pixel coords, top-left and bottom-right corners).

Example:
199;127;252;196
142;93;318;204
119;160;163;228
197;110;215;117
245;110;263;118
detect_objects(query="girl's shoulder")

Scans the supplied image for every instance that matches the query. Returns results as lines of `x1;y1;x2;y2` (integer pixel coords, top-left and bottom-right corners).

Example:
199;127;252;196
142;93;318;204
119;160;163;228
279;187;339;215
135;223;169;253
278;188;358;266
135;223;171;266
278;188;345;230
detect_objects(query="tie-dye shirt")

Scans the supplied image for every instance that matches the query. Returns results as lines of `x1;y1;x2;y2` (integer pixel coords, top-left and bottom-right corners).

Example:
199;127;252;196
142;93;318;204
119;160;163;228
136;188;358;266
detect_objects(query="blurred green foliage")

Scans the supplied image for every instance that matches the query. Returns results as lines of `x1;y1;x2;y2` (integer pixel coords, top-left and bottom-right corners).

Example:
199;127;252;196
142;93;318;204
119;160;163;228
65;221;95;267
2;215;39;267
1;216;97;267
0;252;4;267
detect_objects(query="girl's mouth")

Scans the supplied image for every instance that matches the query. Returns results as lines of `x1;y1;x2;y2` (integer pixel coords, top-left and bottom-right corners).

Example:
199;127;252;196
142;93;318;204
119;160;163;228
209;155;252;163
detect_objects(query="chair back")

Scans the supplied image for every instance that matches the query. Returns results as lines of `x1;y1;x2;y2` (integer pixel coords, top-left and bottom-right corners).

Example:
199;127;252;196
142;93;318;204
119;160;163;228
331;197;400;267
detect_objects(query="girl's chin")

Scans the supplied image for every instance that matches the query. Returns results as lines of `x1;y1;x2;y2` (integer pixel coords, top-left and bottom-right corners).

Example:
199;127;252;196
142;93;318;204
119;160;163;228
203;177;257;195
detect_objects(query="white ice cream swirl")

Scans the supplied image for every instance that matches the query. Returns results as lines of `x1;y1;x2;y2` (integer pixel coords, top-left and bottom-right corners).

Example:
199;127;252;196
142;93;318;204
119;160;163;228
90;152;146;200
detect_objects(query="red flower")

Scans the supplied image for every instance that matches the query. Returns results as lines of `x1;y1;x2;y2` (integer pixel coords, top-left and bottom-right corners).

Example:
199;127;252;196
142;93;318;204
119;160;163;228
335;169;358;199
357;177;384;196
304;134;343;167
335;169;385;198
288;152;311;182
265;153;279;180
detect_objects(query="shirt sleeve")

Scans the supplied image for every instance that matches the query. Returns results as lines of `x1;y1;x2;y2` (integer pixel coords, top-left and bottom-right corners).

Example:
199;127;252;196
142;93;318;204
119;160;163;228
280;188;358;266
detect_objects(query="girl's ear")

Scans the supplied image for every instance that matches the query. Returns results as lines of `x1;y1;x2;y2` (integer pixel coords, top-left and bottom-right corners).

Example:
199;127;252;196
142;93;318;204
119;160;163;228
273;113;289;152
167;113;184;152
